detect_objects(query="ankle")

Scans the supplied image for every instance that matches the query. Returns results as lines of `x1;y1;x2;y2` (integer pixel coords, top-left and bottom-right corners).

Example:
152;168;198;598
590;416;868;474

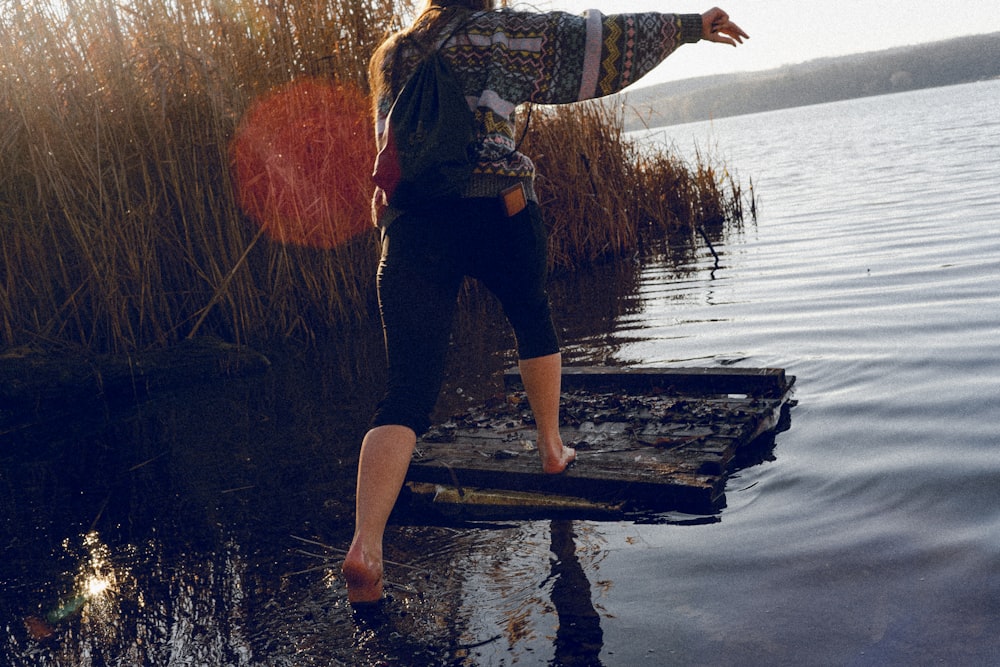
537;432;564;455
343;543;384;603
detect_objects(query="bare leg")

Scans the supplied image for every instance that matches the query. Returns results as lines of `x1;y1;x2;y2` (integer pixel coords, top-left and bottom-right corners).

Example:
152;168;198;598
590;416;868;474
342;424;416;604
518;352;576;474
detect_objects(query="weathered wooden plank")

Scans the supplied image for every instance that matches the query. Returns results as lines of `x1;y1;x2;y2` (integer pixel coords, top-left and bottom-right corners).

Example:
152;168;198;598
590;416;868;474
406;366;795;517
507;366;790;398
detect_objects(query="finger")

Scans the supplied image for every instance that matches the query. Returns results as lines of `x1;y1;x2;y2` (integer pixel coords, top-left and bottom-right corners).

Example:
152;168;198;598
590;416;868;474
721;29;745;45
710;11;729;27
704;30;731;46
725;21;749;39
711;11;728;23
712;21;748;45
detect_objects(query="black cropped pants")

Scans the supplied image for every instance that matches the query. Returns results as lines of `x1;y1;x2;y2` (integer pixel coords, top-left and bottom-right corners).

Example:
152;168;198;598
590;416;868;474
371;198;559;436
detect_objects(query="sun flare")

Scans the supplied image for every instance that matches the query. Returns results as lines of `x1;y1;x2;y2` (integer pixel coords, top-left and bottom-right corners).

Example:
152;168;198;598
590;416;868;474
85;576;111;598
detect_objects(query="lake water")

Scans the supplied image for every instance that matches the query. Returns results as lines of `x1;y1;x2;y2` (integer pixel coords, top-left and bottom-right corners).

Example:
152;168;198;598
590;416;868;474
3;79;999;665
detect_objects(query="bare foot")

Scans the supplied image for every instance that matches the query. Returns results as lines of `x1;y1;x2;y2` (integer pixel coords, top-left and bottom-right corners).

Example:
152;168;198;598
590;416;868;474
342;545;383;604
540;442;576;474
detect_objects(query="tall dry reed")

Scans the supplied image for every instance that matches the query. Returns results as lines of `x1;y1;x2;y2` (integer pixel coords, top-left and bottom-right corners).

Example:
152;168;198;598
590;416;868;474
524;102;752;272
1;0;396;353
1;0;752;355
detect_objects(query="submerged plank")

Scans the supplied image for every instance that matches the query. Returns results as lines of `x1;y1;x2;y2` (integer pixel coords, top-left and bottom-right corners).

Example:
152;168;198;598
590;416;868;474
549;366;791;397
405;366;795;517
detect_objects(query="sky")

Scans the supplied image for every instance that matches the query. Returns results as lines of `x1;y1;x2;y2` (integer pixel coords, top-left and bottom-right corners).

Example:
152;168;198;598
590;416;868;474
535;0;1000;87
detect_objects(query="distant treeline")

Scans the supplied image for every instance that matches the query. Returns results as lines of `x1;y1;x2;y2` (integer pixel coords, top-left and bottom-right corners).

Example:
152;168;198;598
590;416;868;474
621;32;1000;129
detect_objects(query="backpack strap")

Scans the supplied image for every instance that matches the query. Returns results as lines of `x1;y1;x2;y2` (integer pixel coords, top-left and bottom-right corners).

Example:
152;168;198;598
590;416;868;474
402;9;475;62
433;10;475;51
389;10;470;94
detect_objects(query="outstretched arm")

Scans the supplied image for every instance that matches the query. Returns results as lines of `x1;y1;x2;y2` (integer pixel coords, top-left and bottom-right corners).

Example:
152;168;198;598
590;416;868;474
701;7;749;46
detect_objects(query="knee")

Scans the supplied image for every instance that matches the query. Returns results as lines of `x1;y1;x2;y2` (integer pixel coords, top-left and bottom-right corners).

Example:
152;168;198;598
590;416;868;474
512;311;560;360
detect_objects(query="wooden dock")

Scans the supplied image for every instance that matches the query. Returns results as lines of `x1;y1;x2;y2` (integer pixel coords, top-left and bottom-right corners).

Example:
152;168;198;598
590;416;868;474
404;366;795;519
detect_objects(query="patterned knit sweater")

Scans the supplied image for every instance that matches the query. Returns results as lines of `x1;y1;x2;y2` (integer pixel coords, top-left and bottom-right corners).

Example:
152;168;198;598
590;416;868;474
371;9;703;221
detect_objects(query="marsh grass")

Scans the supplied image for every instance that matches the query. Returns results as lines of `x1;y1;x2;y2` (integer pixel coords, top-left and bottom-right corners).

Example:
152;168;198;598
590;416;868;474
1;0;753;354
525;102;753;272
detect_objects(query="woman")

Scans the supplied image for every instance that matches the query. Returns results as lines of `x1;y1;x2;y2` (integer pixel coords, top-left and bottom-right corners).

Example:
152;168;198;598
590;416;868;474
344;1;748;605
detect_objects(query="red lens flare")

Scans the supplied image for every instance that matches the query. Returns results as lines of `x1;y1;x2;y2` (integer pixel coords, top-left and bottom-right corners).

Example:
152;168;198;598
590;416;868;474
230;78;373;249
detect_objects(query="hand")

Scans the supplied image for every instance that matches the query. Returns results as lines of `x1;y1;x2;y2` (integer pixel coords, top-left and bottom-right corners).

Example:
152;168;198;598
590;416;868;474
701;7;748;47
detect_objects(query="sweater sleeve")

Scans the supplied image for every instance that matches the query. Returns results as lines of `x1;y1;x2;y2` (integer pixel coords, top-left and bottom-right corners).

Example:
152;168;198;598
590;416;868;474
530;10;703;104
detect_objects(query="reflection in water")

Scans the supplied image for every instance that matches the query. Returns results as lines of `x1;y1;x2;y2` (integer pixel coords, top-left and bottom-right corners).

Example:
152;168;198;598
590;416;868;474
23;532;121;642
440;520;610;665
1;231;729;665
0;345;374;665
42;532;123;640
10;532;255;666
550;520;604;666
